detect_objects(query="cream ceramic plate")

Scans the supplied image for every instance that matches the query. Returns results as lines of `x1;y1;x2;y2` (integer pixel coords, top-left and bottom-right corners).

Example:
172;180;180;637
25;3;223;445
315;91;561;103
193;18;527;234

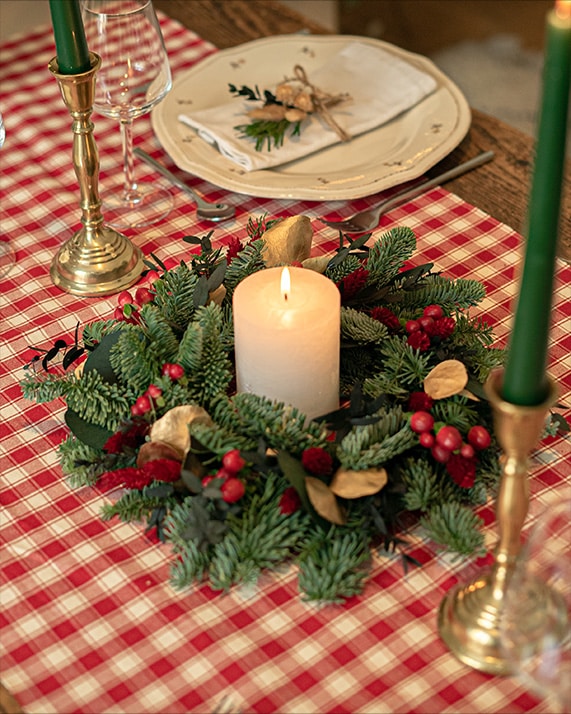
152;35;471;201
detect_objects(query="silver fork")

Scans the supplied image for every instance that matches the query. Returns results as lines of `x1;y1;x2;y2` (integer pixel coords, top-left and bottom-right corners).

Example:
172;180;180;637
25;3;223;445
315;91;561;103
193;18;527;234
320;150;494;233
134;148;236;222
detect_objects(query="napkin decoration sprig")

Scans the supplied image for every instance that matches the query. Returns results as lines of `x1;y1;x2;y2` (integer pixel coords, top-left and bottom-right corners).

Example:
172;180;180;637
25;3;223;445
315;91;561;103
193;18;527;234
230;65;351;151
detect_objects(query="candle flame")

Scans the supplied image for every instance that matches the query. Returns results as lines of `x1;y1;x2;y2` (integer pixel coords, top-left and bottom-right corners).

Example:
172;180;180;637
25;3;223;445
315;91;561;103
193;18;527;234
555;0;571;20
281;267;291;301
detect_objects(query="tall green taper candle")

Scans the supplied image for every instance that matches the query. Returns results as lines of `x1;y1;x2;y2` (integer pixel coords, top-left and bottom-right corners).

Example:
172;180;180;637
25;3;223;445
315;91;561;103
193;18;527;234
502;0;571;406
49;0;91;75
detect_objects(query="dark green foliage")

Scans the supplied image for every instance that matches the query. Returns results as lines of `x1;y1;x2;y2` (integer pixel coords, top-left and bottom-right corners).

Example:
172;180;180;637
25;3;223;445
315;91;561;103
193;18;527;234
19;224;521;602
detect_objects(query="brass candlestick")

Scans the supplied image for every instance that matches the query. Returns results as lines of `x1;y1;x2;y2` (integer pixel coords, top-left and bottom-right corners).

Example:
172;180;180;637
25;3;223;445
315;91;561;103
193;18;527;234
438;368;558;675
48;52;143;296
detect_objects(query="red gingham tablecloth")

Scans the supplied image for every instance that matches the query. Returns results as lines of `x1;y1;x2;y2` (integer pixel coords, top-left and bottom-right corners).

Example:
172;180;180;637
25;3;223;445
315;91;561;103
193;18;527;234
1;13;570;714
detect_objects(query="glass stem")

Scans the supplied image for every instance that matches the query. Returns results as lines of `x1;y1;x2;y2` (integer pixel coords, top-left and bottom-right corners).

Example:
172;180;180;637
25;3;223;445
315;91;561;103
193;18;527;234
120;117;140;204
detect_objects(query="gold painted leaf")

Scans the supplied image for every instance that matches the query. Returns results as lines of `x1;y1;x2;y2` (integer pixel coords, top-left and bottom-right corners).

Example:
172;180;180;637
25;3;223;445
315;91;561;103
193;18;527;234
424;360;468;399
150;405;212;458
137;440;182;467
305;476;346;525
330;466;388;498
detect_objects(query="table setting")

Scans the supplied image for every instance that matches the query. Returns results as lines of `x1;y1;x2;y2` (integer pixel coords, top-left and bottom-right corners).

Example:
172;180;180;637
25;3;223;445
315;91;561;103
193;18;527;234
1;1;570;713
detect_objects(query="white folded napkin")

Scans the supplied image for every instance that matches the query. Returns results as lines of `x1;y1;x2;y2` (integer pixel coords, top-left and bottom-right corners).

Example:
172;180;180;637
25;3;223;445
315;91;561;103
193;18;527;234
178;41;438;172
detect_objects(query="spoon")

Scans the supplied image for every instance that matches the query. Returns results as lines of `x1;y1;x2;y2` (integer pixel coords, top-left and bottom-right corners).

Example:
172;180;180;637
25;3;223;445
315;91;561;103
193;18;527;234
134;148;236;222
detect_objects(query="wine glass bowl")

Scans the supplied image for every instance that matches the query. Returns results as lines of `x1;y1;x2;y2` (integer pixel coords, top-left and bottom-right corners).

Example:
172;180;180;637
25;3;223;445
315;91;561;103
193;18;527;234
500;500;571;712
82;0;173;228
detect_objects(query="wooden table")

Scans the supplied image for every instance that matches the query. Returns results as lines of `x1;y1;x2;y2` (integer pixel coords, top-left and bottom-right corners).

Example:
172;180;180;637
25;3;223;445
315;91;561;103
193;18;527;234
154;0;570;253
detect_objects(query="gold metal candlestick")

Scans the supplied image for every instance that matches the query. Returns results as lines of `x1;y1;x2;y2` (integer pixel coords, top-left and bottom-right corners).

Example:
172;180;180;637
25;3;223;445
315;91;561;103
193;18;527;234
48;52;143;296
438;368;558;675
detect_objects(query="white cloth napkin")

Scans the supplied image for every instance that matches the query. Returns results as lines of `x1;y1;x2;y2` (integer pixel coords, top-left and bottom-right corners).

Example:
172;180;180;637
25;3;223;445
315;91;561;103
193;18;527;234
178;41;438;172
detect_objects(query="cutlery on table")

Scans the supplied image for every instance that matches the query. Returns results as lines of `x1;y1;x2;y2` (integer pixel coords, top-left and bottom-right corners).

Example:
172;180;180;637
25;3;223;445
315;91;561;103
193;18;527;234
133;148;236;221
320;150;495;233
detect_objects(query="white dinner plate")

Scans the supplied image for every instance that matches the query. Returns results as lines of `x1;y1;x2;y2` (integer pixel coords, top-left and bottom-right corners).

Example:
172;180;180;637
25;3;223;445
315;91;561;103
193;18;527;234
152;34;471;201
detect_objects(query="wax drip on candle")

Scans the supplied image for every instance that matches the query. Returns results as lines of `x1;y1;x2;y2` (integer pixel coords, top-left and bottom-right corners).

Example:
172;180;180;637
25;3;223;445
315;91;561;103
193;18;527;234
281;267;291;302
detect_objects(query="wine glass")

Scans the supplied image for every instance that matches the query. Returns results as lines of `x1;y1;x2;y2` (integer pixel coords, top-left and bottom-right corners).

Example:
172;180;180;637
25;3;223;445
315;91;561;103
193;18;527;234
500;499;571;712
81;0;173;228
0;110;16;278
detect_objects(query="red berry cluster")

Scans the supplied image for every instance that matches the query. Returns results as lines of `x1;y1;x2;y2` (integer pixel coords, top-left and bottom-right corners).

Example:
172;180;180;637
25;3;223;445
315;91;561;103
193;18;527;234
113;271;160;324
130;363;184;417
202;449;247;503
410;410;491;488
130;382;163;417
405;305;455;352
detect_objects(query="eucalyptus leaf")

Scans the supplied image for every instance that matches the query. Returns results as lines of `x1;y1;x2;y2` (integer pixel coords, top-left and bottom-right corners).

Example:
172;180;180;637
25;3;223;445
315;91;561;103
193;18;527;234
64;409;112;450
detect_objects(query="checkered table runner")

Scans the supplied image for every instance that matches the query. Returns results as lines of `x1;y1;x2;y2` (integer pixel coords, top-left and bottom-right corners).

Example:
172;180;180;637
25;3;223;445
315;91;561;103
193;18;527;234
1;12;569;714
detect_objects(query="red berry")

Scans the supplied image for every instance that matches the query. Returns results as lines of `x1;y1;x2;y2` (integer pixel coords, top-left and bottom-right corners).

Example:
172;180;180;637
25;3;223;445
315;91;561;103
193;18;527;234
405;319;421;334
410;411;434;434
146;270;160;285
201;475;215;488
419;432;435;448
146;384;162;399
460;442;476;459
436;425;463;452
113;306;124;321
220;477;245;503
467;425;492;451
214;467;232;481
162;363;185;380
135;286;154;306
134;394;151;415
418;315;435;332
423;304;444;319
222;449;246;474
117;290;133;308
431;443;451;463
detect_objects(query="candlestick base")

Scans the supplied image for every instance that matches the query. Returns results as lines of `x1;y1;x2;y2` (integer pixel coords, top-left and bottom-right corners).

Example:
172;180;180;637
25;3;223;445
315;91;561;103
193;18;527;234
437;369;558;675
48;53;144;296
50;223;143;297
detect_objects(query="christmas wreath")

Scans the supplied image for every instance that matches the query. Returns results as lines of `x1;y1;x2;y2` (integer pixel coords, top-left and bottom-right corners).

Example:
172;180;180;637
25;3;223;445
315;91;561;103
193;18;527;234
20;217;563;602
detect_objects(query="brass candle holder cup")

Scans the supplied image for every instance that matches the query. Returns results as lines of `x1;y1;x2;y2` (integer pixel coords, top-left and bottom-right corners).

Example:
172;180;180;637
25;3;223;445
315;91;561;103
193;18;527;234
438;368;558;675
48;52;143;296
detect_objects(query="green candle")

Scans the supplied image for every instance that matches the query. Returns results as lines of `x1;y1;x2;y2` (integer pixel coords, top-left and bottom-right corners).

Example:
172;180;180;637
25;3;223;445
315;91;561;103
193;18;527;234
49;0;91;75
502;0;571;406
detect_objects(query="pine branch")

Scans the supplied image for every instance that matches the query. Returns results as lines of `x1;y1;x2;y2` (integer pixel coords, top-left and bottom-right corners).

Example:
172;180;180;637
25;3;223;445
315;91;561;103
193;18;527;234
297;527;371;603
152;261;200;331
431;398;480;433
225;393;329;454
181;304;233;408
325;254;362;283
209;474;310;592
82;320;124;349
366;226;417;288
109;329;158;397
399;275;486;312
401;457;440;511
223;240;266;295
58;434;112;488
139;304;180;365
420;502;485;558
100;486;176;524
20;371;74;404
341;307;388;344
337;418;417;471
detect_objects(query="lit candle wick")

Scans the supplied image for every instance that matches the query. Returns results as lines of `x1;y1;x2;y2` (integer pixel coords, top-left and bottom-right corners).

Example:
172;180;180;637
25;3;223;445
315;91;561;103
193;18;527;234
281;267;291;302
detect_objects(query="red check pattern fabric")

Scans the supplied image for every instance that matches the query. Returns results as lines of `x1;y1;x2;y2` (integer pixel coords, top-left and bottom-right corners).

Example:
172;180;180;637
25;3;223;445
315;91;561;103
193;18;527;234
1;13;570;714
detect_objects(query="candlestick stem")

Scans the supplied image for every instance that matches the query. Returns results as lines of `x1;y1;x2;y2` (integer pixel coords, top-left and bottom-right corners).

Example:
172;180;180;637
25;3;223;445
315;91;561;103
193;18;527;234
48;52;143;296
437;369;558;675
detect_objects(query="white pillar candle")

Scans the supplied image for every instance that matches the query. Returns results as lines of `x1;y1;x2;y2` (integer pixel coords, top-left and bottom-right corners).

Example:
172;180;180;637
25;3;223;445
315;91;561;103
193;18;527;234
233;266;340;420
